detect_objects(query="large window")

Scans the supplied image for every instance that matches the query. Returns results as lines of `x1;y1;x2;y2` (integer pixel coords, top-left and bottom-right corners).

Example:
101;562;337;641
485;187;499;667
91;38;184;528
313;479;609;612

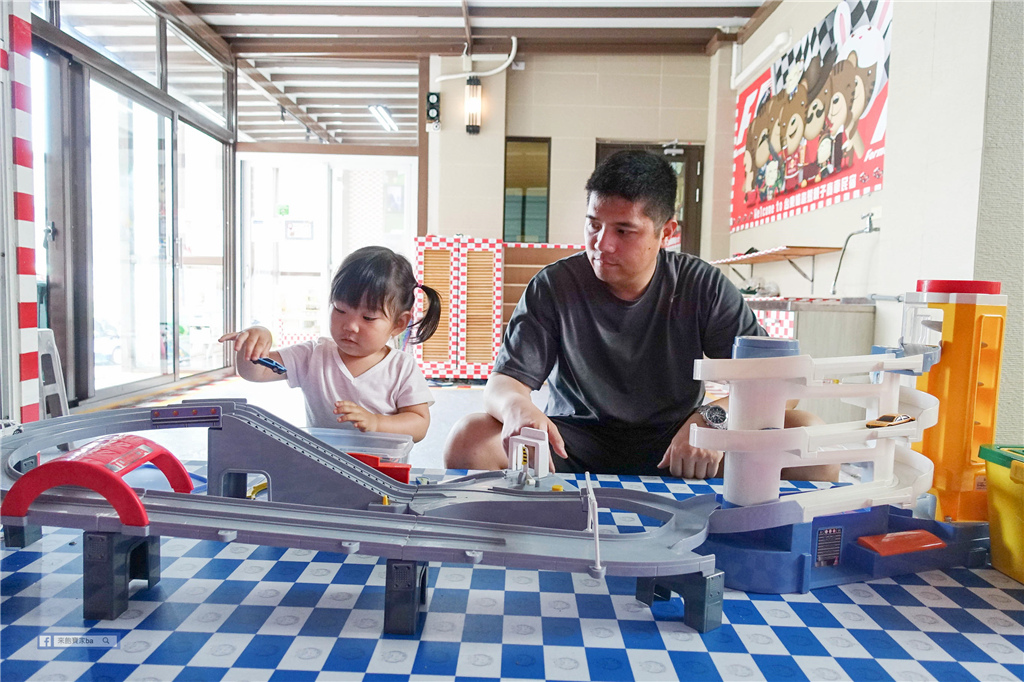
89;80;173;391
177;123;226;376
30;8;234;405
503;138;550;243
238;154;418;346
59;0;160;86
167;26;228;127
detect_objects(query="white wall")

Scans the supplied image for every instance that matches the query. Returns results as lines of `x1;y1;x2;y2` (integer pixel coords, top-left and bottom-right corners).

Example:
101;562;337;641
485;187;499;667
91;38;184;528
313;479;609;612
428;53;712;244
973;0;1023;441
718;1;994;347
701;48;737;261
428;55;508;239
717;0;1020;441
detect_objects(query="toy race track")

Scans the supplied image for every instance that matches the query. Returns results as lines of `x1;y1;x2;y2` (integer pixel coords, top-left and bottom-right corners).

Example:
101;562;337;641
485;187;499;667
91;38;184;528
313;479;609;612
1;400;723;633
689;348;989;593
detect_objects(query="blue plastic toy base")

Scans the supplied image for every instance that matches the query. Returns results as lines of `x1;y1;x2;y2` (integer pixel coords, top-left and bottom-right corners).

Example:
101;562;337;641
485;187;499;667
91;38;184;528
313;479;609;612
696;505;990;594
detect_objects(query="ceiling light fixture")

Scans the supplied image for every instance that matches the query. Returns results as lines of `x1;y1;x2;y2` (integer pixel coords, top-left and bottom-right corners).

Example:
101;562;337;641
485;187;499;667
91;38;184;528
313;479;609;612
465;76;481;134
368;104;399;132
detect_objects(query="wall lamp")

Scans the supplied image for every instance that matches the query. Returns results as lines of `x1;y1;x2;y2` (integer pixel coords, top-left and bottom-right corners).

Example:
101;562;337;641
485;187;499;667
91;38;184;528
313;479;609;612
368;104;399;132
465;76;482;134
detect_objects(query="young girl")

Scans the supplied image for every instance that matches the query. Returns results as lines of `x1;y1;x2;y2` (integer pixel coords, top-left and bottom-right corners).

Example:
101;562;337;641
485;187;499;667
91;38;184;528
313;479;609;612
219;246;442;442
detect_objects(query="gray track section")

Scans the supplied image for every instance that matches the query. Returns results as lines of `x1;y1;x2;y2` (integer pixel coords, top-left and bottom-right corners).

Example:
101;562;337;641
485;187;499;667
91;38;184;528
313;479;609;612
2;400;719;577
9;489;719;577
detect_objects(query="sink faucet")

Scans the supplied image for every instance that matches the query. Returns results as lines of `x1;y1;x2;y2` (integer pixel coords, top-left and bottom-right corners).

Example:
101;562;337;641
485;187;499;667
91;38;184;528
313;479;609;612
831;212;880;296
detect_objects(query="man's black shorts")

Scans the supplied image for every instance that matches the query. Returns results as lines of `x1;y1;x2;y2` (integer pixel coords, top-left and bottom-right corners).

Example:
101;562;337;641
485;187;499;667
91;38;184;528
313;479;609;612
549;416;691;477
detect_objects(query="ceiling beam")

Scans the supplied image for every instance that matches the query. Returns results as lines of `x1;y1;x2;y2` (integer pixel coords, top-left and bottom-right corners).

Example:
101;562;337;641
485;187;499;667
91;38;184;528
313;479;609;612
294;96;417;107
704;31;739;57
142;0;233;65
472;27;719;41
229;33;716;57
516;40;710;56
190;3;758;20
282;85;417;95
269;73;416;84
216;26;466;39
237;141;419;156
738;0;783;44
236;61;340;143
253;58;418;70
225;27;720;42
230;39;466;57
194;4;462;17
469;6;758;19
304;105;417;115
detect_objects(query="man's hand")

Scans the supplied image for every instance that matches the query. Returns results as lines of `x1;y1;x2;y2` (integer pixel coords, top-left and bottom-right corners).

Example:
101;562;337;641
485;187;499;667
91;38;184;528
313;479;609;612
657;412;723;479
500;401;567;473
483;373;569;472
335;401;380;433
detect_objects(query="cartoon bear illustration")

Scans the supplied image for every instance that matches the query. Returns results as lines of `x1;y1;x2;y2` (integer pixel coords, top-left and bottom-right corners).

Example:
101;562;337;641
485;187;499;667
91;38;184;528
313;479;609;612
800;47;837;185
827;51;877;162
743;125;757;206
780;82;809;193
767;91;787;160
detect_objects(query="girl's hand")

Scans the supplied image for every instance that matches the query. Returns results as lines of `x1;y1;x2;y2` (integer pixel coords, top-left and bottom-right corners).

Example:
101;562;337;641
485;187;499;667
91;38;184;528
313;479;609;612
219;327;284;382
218;327;273;362
335;401;380;433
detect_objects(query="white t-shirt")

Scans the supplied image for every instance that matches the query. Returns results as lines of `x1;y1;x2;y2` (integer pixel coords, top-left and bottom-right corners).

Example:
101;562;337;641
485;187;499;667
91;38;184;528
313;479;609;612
277;338;434;429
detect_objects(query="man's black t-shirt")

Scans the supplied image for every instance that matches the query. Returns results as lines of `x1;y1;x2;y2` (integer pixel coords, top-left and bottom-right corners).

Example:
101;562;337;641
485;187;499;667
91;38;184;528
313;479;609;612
493;250;765;431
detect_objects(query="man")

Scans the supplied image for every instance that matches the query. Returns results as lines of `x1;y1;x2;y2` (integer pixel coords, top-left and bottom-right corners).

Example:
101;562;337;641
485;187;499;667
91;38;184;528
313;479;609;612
444;150;833;480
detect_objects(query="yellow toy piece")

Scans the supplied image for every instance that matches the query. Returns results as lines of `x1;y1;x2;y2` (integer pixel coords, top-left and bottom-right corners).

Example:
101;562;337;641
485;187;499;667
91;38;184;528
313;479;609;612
978;445;1023;583
908;281;1006;522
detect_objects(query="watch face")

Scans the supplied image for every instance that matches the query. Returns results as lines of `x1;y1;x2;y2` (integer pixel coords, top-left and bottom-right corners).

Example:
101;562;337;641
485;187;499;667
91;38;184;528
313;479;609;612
703;405;727;426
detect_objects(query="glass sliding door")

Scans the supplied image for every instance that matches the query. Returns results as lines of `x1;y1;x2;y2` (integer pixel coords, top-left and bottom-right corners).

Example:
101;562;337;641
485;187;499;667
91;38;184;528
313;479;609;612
176;122;225;376
89;80;173;392
29;18;234;407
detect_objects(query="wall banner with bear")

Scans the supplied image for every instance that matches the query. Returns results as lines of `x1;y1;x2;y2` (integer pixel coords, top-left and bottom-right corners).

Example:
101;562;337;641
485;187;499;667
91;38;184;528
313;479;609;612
730;0;891;232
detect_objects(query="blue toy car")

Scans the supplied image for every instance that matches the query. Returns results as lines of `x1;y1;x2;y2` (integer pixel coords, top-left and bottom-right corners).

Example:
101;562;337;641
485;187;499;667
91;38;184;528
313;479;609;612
252;357;287;374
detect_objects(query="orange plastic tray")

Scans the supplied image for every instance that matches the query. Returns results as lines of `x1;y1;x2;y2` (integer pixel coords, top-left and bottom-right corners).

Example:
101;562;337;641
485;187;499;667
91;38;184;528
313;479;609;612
856;529;947;556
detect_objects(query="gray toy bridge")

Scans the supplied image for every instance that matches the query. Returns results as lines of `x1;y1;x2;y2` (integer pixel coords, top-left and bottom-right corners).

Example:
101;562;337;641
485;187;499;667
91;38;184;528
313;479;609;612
1;400;723;633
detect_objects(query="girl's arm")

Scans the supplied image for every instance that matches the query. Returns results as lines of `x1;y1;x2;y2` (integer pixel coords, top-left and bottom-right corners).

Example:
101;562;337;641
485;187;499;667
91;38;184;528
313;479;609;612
334;401;431;442
218;327;288;382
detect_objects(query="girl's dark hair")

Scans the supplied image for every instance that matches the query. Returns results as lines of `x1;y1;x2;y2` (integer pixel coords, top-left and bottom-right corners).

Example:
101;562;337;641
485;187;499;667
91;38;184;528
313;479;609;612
330;246;441;344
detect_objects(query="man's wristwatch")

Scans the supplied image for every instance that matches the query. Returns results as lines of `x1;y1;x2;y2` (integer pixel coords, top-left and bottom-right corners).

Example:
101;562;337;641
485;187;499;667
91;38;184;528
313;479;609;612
696;404;728;430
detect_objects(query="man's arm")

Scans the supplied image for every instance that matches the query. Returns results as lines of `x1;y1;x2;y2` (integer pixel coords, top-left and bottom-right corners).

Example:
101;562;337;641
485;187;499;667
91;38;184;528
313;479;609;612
658;395;805;479
483;373;567;461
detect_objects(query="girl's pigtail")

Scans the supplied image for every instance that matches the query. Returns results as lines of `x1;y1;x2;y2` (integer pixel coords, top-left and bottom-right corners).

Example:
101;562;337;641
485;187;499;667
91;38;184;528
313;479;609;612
408;283;441;344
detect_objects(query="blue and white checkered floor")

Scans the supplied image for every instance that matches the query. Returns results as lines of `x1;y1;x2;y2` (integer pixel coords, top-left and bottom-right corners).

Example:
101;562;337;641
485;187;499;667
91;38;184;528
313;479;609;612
2;471;1023;682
